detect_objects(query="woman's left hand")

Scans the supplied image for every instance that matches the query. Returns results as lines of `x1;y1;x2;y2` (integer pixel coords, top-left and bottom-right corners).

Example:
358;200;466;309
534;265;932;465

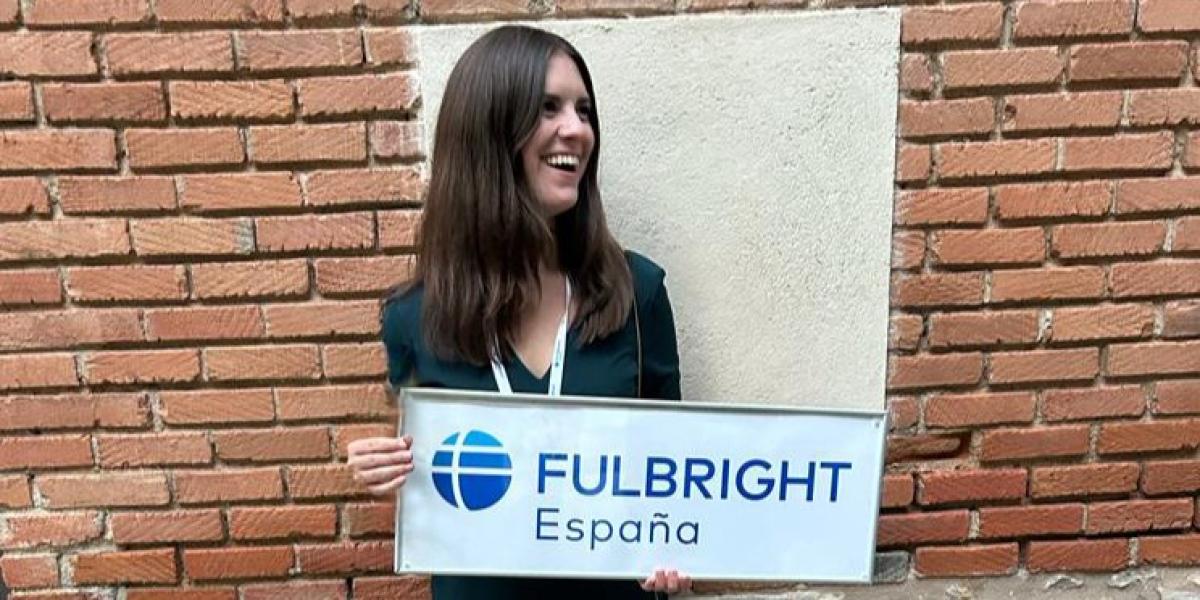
640;568;692;595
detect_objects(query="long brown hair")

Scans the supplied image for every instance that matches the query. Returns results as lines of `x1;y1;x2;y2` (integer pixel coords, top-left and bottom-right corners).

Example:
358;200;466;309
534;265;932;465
395;25;633;366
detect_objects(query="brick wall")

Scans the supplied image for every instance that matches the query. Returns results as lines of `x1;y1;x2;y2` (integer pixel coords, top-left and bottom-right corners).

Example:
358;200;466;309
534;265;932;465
0;0;1197;598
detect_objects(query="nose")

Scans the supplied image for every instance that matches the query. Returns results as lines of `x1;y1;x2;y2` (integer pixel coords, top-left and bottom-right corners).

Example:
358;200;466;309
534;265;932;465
556;111;587;138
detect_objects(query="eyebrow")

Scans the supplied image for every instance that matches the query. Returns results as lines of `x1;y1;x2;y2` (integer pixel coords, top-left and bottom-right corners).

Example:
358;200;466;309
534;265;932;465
543;93;591;105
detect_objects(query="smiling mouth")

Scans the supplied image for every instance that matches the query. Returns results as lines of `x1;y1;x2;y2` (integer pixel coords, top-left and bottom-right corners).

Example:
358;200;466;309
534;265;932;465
544;154;580;173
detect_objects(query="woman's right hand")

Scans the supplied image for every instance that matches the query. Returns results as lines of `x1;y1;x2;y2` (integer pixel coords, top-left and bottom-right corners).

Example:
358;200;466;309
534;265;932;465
347;435;415;495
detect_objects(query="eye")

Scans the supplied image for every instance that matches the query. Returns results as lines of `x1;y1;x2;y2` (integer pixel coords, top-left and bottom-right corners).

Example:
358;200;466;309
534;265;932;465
576;104;593;122
542;98;559;115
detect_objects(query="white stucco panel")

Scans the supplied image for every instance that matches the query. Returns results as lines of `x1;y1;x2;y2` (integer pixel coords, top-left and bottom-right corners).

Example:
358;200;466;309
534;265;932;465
416;10;901;410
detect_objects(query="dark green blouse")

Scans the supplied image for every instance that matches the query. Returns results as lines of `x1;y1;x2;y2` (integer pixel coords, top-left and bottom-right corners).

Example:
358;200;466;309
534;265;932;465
380;251;681;600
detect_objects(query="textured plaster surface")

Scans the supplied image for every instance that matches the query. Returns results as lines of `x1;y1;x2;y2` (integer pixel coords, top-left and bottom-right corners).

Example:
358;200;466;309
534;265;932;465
415;11;900;410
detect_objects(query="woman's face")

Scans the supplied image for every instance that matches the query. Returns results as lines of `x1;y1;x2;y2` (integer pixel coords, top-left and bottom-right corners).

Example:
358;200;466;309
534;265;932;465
520;51;595;218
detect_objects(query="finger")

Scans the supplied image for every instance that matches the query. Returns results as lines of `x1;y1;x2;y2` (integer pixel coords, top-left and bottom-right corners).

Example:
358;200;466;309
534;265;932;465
348;437;406;457
639;574;656;591
348;450;413;471
679;574;693;592
367;474;406;495
401;434;413;449
354;463;414;485
654;569;668;591
666;570;680;594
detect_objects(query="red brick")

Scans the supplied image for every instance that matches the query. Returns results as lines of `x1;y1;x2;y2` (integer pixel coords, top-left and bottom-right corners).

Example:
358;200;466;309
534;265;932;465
0;434;91;469
289;0;357;20
0;392;143;433
66;265;187;303
130;217;254;257
24;0;149;25
0;129;116;172
58;176;176;215
887;353;982;390
943;48;1063;90
1108;341;1200;377
332;424;395;460
255;212;374;252
928;311;1038;349
315;256;414;297
891;231;925;271
127;588;237;600
902;3;1003;45
145;306;265;342
889;314;923;352
1139;0;1200;32
190;259;308;300
344;501;395;536
915;543;1017;577
891;272;984;308
1003;92;1122;133
160;389;274;425
0;177;49;216
899;54;934;95
1051;304;1154;343
0;475;32;508
84;349;201;385
895;188;988;226
0;81;33;122
1118;178;1200;214
229;505;337;540
918;469;1026;505
989;348;1098;385
0;353;77;390
1189;132;1200;169
1177;216;1200;253
239;29;361;71
1063;133;1174;173
323;344;387;379
276;384;393;421
1044;386;1145;421
205;344;320;381
1069;41;1188;83
107;32;234;75
170;80;293;121
42;82;164;124
263;301;376;338
182;172;303;212
1028;539;1129;572
982;425;1090;461
156;0;283;22
555;0;672;15
1;219;131;261
899;99;994;139
420;0;529;20
896;144;932;182
214;427;329;462
369;121;422;160
0;32;96;77
174;468;283;504
1142;459;1200;495
1130;89;1200;126
1087;498;1193;534
38;473;170;508
1013;0;1134;39
939;139;1057;180
300;73;416;116
288;464;364;499
1098;418;1200;454
97;432;211;468
241;581;347;600
978;504;1084;539
1157;380;1200;415
0;308;141;351
1112;261;1200;298
888;434;965;463
1032;463;1139;499
183;546;293;581
1164;300;1200;338
925;391;1036;428
995;181;1109;222
881;474;913;508
110;510;223;544
890;397;920;432
1;511;102;548
354;576;430;600
251;123;366;165
991;266;1105;303
878;508;969;547
306;168;423;206
378;209;420;246
0;554;58;588
1140;534;1200;565
0;270;61;306
364;28;412;66
295;541;392;575
126;128;243;169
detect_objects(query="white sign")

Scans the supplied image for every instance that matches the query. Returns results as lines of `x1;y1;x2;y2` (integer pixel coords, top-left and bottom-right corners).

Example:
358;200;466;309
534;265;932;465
395;388;887;583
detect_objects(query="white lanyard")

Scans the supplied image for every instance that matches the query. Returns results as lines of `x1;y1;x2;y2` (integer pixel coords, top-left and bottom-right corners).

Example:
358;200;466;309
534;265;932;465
490;278;571;396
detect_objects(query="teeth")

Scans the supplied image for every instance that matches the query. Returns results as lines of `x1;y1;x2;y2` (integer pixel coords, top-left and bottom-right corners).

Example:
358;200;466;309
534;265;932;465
545;154;579;168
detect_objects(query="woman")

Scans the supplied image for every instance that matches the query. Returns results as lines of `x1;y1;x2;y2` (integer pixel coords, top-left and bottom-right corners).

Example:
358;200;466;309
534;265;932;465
347;25;690;598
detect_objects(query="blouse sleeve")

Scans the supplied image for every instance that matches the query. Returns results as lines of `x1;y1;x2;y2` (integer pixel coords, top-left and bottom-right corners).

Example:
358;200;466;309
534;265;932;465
639;270;682;401
380;297;416;390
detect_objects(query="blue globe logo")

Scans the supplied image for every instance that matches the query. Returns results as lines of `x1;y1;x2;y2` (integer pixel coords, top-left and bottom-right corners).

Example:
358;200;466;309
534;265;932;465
431;430;512;511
